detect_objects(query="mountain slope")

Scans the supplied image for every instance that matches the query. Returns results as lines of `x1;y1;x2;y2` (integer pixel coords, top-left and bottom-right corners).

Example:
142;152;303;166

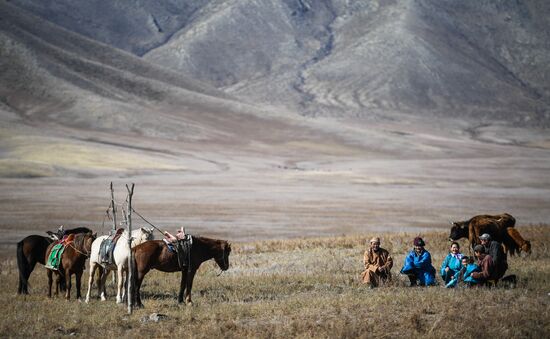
8;0;550;126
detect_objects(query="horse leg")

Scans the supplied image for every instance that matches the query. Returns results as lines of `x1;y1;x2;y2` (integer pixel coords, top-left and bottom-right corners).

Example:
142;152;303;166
19;258;36;295
116;267;125;304
65;269;72;300
99;268;109;301
134;269;148;308
178;271;187;304
184;270;196;305
55;273;62;296
96;266;104;299
75;270;83;301
85;262;97;303
47;270;53;298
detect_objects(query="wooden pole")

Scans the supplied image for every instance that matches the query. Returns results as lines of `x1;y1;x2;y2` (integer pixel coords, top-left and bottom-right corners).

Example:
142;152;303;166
110;182;117;234
126;183;135;314
110;182;117;286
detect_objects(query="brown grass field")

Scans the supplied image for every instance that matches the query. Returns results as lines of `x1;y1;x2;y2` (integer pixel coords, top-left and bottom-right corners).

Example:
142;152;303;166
1;225;549;338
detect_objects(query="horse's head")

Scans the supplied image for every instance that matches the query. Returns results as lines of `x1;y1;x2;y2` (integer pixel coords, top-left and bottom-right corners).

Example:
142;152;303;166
521;240;532;256
214;241;231;271
140;227;155;241
83;232;97;253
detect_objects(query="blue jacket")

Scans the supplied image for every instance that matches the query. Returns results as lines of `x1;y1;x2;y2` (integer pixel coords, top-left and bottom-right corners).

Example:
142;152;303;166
401;249;436;275
463;263;481;284
440;253;463;278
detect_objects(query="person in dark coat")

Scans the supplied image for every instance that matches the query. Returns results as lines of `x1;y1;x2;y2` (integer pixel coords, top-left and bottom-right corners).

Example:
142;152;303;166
479;233;508;280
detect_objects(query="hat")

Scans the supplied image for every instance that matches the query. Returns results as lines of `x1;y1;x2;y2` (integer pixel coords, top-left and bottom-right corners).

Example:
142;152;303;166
479;233;491;241
413;237;425;246
370;237;380;244
473;244;485;253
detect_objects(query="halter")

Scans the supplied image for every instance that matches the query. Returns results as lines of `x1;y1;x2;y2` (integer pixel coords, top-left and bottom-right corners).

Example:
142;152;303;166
215;246;229;276
69;235;91;257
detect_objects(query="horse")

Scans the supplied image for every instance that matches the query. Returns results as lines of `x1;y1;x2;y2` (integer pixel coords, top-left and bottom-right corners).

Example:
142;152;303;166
16;226;92;294
85;227;154;303
45;232;96;300
133;236;231;307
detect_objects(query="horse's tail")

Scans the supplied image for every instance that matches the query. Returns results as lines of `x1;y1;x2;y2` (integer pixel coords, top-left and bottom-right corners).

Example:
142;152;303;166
17;240;30;294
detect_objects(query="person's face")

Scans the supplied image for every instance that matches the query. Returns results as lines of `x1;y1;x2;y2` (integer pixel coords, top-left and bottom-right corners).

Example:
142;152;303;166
480;238;489;246
450;244;460;254
370;241;380;251
461;259;468;267
474;251;481;258
414;245;423;254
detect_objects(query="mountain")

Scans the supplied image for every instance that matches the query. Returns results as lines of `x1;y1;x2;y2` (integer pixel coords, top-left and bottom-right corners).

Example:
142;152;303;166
9;0;550;126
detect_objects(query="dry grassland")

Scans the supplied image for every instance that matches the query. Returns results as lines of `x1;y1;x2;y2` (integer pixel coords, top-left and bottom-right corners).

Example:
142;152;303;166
1;226;548;338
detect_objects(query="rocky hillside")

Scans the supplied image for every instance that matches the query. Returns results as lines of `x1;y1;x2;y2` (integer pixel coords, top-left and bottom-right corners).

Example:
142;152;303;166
8;0;550;126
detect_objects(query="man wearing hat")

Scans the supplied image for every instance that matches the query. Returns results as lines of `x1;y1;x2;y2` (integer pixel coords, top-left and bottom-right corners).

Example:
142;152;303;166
400;237;437;286
361;237;393;288
479;233;508;280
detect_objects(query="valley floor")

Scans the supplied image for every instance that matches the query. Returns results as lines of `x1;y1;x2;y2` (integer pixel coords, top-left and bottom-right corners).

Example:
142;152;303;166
1;226;548;338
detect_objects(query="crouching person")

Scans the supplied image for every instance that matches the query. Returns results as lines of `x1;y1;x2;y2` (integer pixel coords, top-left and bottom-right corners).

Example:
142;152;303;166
361;237;393;288
470;244;499;287
400;237;437;286
445;256;480;288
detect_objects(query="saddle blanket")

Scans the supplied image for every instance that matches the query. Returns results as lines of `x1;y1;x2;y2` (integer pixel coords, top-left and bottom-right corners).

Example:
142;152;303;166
99;228;124;265
45;244;65;270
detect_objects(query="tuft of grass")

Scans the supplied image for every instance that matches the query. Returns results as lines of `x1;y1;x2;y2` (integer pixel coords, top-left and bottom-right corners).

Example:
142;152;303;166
1;226;549;338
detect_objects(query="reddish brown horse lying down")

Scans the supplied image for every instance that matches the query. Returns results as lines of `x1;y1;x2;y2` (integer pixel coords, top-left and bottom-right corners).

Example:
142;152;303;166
133;236;231;307
45;232;96;300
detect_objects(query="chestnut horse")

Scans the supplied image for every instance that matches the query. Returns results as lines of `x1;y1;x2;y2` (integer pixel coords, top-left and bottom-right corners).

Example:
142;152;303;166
133;236;231;307
16;227;92;294
45;232;96;300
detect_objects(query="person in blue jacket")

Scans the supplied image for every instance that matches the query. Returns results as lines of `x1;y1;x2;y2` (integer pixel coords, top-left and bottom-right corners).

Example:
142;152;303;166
445;255;480;288
440;242;463;284
400;237;437;286
461;256;481;286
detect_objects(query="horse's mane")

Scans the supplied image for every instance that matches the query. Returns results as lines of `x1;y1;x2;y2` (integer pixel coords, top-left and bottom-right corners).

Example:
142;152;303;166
65;227;92;234
192;235;230;250
72;232;93;251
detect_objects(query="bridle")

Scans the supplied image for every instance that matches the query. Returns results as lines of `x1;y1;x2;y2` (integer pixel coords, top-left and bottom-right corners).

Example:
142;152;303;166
69;234;92;257
215;246;229;276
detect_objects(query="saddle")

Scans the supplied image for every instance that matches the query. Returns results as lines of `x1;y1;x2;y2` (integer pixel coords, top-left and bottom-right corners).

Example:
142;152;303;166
99;228;124;265
164;235;193;272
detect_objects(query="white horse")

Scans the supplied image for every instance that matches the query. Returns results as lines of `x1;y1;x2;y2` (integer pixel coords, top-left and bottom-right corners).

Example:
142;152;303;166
85;227;154;303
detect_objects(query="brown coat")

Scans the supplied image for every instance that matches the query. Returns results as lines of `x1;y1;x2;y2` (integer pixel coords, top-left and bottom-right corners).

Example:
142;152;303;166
471;254;498;281
361;247;393;286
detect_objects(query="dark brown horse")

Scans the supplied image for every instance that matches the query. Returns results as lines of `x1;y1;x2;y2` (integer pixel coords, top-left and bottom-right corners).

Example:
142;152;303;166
17;227;92;294
133;236;231;307
45;232;96;300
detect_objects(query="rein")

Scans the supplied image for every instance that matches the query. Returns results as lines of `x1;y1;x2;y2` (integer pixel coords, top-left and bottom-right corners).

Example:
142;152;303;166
131;207;166;235
68;235;91;257
215;246;227;277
